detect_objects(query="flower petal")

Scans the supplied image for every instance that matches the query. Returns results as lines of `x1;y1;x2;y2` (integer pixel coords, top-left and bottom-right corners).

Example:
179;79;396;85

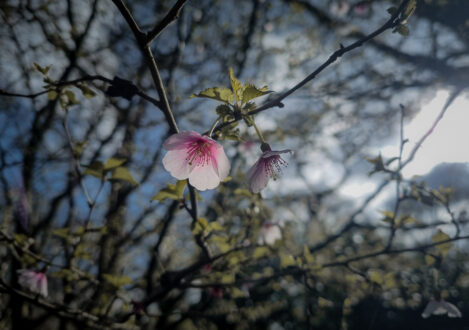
261;149;293;158
246;158;269;193
162;149;194;180
188;163;222;191
444;302;462;318
212;144;230;180
163;131;201;150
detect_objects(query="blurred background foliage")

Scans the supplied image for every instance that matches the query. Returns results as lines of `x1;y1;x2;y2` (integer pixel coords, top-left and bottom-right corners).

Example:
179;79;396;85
1;0;469;329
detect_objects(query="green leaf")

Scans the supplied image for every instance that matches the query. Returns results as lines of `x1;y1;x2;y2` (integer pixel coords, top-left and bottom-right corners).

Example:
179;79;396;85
253;247;270;259
73;141;87;157
109;166;138;185
151;180;187;202
206;221;224;232
241;84;271;104
48;90;58;100
64;90;79;105
102;274;132;287
192;217;208;235
432;229;452;257
77;84;96;99
104;158;126;171
403;0;417;20
190;87;234;104
425;254;436;266
52;228;70;239
229;67;242;103
82;161;104;178
369;270;383;285
216;104;233;116
387;6;397;15
303;245;314;263
33;62;51;75
393;24;409;36
280;254;296;268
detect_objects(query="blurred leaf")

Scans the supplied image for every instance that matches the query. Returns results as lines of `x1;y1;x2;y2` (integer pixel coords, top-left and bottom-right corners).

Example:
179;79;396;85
47;90;58;100
73;141;87;157
33;62;50;75
425;254;436;266
104;158;126;171
64;90;79;104
393;24;409;36
280;254;296;268
253;247;270;259
190;87;234;104
109;167;138;185
432;229;452;256
82;161;104;178
369;270;383;285
52;228;70;239
77;84;96;99
152;180;186;202
303;245;314;263
206;221;224;232
102;273;132;287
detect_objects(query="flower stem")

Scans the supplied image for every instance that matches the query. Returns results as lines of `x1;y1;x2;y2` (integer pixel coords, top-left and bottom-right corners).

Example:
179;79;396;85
252;121;266;143
208;118;220;137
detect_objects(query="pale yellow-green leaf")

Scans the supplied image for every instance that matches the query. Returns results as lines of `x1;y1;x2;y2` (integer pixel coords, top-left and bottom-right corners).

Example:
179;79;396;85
432;229;452;256
280;254;296;268
109;166;138;185
52;228;70;239
48;90;58;100
104;158;126;171
82;161;104;178
33;62;50;75
230;287;246;298
152;180;187;202
241;84;271;104
220;273;235;284
229;67;242;103
383;272;396;289
303;245;314;263
369;270;383;285
253;247;270;259
206;221;224;232
64;90;79;105
425;254;436;266
190;87;234;104
78;84;96;99
102;273;132;287
73;141;87;157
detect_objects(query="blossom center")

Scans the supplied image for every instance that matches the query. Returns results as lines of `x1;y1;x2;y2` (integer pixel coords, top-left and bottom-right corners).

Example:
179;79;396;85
264;155;287;181
186;139;212;166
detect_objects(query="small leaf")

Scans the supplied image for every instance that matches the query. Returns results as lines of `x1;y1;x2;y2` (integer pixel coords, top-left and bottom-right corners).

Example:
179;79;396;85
393;24;409;36
190;87;234;104
432;229;452;257
52;228;70;239
102;274;132;287
151;180;186;202
104;158;126;171
206;221;224;232
280;254;296;268
77;84;96;99
387;6;397;15
64;90;79;105
425;254;436;266
82;161;104;178
303;245;314;263
253;247;270;259
33;62;51;75
369;270;383;285
109;167;138;185
229;67;242;103
216;104;233;116
241;84;271;104
73;141;87;157
48;90;58;100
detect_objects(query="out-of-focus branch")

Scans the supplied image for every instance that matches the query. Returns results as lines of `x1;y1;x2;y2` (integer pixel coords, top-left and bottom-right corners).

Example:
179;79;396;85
146;0;189;44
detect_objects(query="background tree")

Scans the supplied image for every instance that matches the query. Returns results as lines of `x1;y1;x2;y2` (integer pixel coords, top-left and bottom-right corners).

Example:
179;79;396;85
1;0;469;329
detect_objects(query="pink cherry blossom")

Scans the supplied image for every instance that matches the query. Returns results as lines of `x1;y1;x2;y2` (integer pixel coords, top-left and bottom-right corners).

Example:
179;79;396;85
246;143;292;193
258;222;282;245
17;269;48;297
422;299;462;318
162;131;230;191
